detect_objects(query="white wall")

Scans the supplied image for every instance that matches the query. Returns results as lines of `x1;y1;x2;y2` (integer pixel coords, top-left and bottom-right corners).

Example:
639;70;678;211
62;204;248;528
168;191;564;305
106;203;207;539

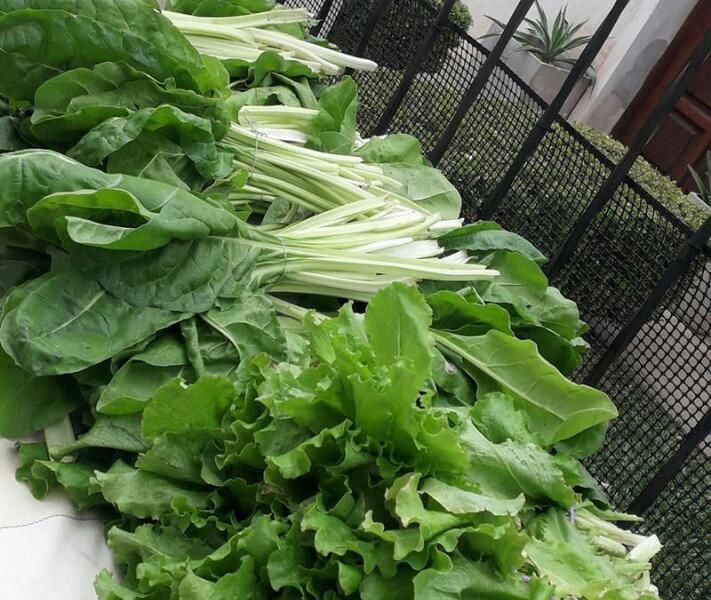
463;0;613;40
571;0;697;131
461;0;697;132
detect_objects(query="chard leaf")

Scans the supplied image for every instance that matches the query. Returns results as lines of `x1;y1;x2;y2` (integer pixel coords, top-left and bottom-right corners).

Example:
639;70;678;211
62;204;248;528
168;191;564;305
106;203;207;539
249;50;316;87
27;187;153;246
0;270;184;375
420;253;583;374
380;163;462;220
75;236;262;313
355;133;426;165
435;330;617;446
431;348;477;407
0;150;239;234
513;323;581;375
555;422;609;459
31;61;228;145
224;51;318;106
439;221;547;264
427;290;513;337
67;104;232;179
106;133;204;190
0;0;226;101
0;114;27;151
474;250;585;340
97;334;189;415
28;185;241;254
227;84;306;115
306;76;358;155
0;245;48;297
202;289;287;362
0;347;78;436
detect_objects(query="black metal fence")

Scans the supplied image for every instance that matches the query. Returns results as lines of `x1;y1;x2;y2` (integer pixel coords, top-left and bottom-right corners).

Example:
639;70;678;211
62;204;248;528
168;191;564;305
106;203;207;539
283;1;710;597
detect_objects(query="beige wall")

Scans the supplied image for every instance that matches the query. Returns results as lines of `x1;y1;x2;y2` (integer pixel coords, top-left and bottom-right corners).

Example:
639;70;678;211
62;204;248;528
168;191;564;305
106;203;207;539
464;0;613;40
571;0;697;131
462;0;698;132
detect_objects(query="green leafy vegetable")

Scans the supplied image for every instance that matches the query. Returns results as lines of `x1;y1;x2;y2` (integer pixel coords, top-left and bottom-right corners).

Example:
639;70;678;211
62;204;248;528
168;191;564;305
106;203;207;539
0;0;227;101
434;329;617;447
0;5;661;598
0;348;77;436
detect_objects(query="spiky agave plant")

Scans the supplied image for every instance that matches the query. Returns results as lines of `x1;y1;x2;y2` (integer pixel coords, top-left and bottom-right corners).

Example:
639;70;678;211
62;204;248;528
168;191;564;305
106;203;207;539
484;1;594;74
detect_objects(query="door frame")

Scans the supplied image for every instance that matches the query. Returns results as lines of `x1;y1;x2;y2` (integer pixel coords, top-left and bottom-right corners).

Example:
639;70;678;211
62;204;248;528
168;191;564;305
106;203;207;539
612;0;711;144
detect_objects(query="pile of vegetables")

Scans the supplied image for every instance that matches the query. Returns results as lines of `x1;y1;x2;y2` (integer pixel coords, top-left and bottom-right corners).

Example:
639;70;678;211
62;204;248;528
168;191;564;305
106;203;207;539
0;1;662;599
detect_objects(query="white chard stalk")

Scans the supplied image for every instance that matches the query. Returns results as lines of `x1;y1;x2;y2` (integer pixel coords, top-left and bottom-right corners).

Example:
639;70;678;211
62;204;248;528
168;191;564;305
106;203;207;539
163;9;378;74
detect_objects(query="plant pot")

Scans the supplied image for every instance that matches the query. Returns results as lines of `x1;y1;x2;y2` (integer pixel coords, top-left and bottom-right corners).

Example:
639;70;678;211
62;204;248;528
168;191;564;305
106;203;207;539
328;0;462;73
686;191;711;213
480;23;591;116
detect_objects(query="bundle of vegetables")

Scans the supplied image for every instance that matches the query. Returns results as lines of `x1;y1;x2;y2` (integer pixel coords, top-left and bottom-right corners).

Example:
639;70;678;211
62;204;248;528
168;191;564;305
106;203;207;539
163;7;378;75
12;285;660;600
0;1;663;599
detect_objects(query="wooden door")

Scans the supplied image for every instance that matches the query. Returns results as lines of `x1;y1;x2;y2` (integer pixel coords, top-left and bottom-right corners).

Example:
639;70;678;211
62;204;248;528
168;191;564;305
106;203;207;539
642;56;711;191
613;0;711;193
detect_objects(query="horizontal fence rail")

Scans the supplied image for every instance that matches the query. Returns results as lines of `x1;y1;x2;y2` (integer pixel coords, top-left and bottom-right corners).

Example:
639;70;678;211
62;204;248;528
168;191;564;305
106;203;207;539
282;1;710;597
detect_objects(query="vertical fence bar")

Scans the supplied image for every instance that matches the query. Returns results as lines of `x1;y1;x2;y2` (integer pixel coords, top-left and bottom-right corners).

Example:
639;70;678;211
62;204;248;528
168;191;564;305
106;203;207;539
546;33;711;278
628;407;711;516
351;0;393;58
310;0;337;37
583;215;711;388
477;0;632;219
372;0;458;135
428;0;535;166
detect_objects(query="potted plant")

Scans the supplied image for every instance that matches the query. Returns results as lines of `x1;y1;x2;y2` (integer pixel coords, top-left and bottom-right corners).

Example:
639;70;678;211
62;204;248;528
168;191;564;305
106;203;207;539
480;1;594;115
328;0;473;74
688;152;711;212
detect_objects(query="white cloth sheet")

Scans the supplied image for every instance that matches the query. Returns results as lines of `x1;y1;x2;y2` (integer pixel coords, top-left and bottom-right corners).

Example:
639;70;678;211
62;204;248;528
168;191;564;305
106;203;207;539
0;438;116;600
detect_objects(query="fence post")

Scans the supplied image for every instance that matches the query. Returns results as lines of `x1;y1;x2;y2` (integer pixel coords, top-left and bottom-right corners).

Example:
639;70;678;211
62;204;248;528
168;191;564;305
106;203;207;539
310;0;337;37
476;0;632;219
372;0;458;136
628;407;711;516
351;0;393;58
546;33;711;278
428;0;535;166
583;215;711;389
